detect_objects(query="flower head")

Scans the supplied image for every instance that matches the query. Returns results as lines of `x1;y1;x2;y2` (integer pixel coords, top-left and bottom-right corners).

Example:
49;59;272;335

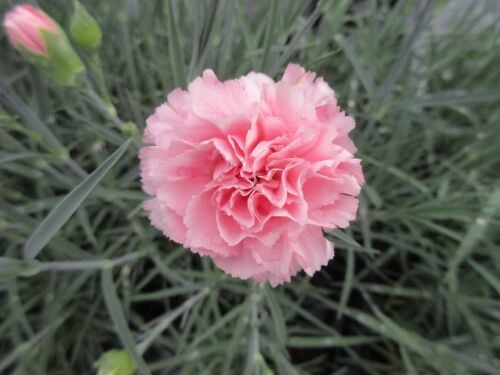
140;64;364;286
3;4;58;56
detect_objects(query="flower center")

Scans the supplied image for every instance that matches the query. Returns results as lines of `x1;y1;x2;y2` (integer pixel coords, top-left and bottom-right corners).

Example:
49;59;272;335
249;175;261;185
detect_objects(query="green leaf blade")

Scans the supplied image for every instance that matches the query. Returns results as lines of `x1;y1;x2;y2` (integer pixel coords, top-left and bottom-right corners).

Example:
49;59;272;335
23;139;131;260
101;268;151;375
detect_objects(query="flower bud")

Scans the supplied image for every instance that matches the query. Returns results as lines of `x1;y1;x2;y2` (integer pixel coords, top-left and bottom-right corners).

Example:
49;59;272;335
3;4;57;55
95;350;135;375
3;4;84;86
122;121;138;138
70;1;102;51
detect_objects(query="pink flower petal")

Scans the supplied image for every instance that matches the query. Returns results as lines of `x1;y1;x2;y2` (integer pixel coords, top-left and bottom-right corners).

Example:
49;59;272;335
140;63;364;285
143;199;187;244
292;225;334;276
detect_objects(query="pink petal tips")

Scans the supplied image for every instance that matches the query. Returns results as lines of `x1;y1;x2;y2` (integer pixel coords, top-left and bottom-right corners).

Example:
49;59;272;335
3;4;58;56
140;64;364;286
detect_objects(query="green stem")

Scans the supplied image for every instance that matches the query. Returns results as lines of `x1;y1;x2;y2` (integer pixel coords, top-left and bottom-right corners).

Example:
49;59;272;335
37;250;147;272
244;283;262;375
89;53;116;116
82;83;123;129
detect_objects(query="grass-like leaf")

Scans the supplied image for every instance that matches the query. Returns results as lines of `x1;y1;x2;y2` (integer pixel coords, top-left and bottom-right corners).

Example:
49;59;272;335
136;288;208;354
165;0;187;87
101;268;151;375
23;139;131;260
287;335;378;348
264;284;287;344
260;0;278;71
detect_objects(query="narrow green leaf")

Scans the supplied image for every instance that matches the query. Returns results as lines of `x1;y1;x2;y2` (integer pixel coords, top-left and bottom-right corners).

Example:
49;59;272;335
447;188;500;289
189;302;245;348
264;284;286;344
0;312;69;373
328;230;362;249
314;293;498;374
270;0;347;76
400;346;418;375
260;0;278;71
217;0;236;76
243;290;261;375
101;268;151;375
165;0;187;87
0;196;96;261
334;35;374;97
377;0;433;99
325;230;378;255
0;152;47;165
0;74;62;151
395;90;500;109
357;283;432;299
192;0;221;78
361;154;431;195
23;139;131;260
131;285;200;302
287;335;378;348
469;260;500;295
222;305;249;375
0;257;40;280
119;13;139;93
337;247;355;319
37;251;146;272
269;346;300;375
234;1;259;69
136;289;208;354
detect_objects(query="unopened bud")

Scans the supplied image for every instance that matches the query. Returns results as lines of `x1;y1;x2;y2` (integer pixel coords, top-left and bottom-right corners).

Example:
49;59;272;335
122;121;138;138
95;349;135;375
3;4;85;86
70;1;102;51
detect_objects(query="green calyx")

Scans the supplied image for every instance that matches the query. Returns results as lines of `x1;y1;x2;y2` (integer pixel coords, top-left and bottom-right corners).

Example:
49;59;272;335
19;27;85;86
122;121;138;138
41;28;85;86
70;1;103;51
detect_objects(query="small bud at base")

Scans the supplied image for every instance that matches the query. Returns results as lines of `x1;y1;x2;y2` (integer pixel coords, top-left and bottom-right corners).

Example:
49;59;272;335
95;350;135;375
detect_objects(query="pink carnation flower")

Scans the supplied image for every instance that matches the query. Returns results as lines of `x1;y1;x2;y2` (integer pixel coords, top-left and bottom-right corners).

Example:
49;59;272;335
140;64;364;286
3;4;58;56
